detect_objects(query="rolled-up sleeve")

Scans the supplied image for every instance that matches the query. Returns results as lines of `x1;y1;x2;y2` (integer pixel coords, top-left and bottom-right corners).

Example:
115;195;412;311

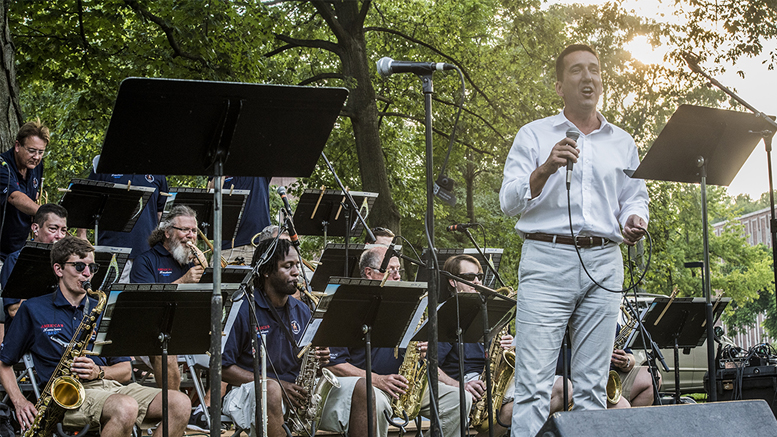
500;127;540;217
617;143;649;227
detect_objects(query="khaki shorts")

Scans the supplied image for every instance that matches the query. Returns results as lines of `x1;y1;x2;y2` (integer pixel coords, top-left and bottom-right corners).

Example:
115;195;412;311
62;379;161;430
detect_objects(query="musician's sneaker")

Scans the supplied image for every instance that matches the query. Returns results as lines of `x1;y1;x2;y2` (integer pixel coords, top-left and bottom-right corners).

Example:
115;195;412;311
187;408;209;432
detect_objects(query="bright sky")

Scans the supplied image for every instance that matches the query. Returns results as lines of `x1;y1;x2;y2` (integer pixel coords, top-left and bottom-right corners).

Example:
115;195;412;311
547;0;777;199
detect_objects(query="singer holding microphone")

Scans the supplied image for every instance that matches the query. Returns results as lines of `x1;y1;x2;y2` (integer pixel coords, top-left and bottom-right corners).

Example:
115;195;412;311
499;44;648;436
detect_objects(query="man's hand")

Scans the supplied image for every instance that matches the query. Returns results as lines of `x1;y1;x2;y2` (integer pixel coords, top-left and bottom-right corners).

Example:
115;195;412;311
12;397;37;432
622;214;647;246
278;380;308;409
416;341;428;359
373;373;408;399
465;379;486;401
611;349;631;370
530;136;580;198
500;335;514;350
314;347;330;366
178;265;204;283
71;356;100;380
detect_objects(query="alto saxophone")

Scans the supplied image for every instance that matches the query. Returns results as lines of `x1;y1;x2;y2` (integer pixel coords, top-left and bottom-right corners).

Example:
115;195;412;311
289;346;340;434
24;282;107;437
470;287;516;432
607;304;638;405
388;309;429;423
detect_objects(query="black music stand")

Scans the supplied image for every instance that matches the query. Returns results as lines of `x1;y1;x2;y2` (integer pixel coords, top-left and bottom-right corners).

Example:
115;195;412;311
417;248;504;288
294;189;378;240
201;265;252;283
627;297;729;403
95;286;229;437
303;277;426;437
2;244;131;300
166;187;249;242
95;77;347;437
309;243;365;290
629;104;770;401
59;178;156;245
413;291;515;436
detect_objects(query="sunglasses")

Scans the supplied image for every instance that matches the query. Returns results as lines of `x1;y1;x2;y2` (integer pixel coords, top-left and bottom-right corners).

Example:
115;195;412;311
459;273;484;281
64;262;100;274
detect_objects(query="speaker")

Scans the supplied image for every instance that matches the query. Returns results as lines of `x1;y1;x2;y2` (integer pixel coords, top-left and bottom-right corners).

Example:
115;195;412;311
705;365;777;417
535;400;777;437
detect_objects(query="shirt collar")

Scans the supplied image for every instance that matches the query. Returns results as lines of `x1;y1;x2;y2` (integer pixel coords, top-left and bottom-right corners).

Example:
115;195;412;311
253;287;300;311
52;286;88;310
553;110;613;134
153;242;172;257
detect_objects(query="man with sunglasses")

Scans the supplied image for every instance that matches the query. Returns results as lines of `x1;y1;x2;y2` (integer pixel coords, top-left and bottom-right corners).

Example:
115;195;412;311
0;121;49;264
0;236;191;437
0;203;69;338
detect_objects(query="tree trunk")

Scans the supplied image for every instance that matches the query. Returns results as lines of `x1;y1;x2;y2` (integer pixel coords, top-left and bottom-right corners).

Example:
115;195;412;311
465;157;475;223
0;0;21;152
329;2;402;239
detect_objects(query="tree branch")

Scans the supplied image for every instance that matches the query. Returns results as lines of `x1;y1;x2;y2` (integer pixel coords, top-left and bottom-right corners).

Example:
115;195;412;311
123;0;209;67
273;34;343;56
379;111;497;157
76;0;90;51
311;0;348;42
357;0;373;27
298;72;346;86
366;26;497;110
431;96;507;141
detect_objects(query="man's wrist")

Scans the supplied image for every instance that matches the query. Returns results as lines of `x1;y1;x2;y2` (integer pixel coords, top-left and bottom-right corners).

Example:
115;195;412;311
97;366;105;380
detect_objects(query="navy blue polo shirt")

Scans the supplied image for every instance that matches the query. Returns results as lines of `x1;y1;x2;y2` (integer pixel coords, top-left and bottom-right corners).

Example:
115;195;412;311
222;290;311;383
130;243;193;283
0;287;130;389
328;346;406;376
0;248;23;327
219;177;271;250
438;342;486;381
88;172;168;259
0;148;43;259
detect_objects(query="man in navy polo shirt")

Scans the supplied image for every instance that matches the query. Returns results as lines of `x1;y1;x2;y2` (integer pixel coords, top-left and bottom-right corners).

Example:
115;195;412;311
222;237;336;436
131;204;204;391
0;203;69;339
208;176;271;264
324;245;464;437
77;155;168;283
0;121;48;263
0;236;190;437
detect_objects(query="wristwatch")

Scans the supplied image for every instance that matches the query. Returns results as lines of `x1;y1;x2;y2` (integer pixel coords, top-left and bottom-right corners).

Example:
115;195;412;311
97;366;105;380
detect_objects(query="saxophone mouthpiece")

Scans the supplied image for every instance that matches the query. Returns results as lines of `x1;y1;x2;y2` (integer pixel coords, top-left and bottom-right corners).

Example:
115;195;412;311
82;281;92;291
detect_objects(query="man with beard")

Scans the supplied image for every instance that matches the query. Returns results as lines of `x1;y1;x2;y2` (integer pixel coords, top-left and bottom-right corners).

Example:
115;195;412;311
222;237;343;436
130;205;204;391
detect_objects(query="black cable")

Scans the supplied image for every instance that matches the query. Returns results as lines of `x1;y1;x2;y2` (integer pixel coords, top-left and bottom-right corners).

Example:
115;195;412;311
565;186;652;293
0;160;12;256
436;68;466;182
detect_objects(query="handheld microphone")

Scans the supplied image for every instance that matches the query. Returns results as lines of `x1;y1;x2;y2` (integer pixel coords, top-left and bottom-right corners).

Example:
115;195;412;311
378;241;396;273
565;129;580;190
277;187;300;247
446;223;478;232
376;57;455;78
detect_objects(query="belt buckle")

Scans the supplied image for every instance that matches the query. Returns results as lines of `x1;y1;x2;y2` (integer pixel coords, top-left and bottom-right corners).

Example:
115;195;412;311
574;236;593;247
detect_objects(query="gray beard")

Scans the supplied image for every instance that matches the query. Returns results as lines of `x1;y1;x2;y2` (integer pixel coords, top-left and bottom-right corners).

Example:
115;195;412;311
169;239;192;266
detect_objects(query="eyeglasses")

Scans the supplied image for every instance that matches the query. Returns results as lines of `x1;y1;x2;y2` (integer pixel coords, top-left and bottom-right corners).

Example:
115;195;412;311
369;266;404;275
24;147;46;157
64;262;100;274
458;273;483;281
171;226;197;235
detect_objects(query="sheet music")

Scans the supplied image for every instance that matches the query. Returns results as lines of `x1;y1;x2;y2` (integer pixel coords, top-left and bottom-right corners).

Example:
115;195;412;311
399;296;429;349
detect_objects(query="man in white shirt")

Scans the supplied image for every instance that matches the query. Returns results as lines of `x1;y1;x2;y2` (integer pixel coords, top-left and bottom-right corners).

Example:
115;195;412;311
499;43;649;436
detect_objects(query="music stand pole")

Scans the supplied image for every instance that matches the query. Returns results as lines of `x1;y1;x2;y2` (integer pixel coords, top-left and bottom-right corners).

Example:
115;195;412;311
698;158;717;401
211;172;224;436
461;228;506;288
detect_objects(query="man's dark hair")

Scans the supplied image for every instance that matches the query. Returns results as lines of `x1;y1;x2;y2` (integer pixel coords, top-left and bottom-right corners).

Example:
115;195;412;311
556;44;599;82
51;235;94;266
251;237;296;289
34;203;68;227
358;246;384;278
442;254;482;299
148;205;197;247
366;227;395;244
16;119;50;148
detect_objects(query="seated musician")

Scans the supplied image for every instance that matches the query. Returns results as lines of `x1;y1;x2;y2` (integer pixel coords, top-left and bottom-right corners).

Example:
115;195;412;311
439;255;570;437
324;245;465;437
1;203;69;332
130;204;204;391
608;325;661;408
222;238;362;436
0;236;190;437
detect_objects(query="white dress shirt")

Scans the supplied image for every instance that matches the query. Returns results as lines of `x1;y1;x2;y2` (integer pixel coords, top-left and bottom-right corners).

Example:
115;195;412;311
499;111;649;243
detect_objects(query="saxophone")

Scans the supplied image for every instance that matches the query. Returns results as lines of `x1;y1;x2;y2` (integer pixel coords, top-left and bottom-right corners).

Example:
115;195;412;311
607;304;637;405
470;287;517;432
390;340;428;422
289;346;340;435
24;281;107;437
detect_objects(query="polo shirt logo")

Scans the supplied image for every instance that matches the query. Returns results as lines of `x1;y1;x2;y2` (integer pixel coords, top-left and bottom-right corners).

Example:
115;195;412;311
111;174;123;178
291;320;300;334
33;178;38;188
145;175;154;183
158;268;173;277
41;323;64;336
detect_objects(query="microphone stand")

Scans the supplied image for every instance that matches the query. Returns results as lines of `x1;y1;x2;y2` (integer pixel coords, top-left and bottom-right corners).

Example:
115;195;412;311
461;228;506;288
321;152;377;251
622;296;669;405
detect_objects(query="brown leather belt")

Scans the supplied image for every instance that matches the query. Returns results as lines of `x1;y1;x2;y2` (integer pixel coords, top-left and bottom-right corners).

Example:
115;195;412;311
524;233;611;247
